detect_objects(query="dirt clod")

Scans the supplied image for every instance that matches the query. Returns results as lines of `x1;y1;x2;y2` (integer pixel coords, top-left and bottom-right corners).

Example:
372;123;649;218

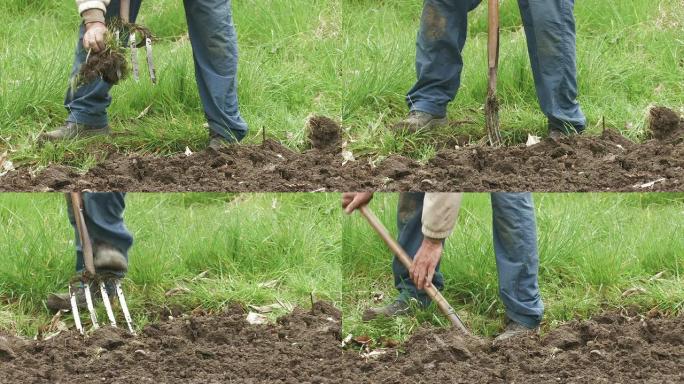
307;116;343;151
78;49;128;85
0;337;16;361
649;106;684;140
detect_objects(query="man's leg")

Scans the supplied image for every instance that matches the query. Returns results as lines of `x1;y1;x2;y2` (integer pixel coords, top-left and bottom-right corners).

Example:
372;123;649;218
405;0;482;118
183;0;249;144
517;0;586;135
392;192;445;306
47;192;133;312
66;192;134;278
63;0;143;129
491;192;544;330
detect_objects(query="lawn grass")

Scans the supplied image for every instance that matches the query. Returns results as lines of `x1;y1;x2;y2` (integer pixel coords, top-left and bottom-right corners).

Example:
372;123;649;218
341;0;684;161
0;193;343;335
0;0;342;169
1;0;682;168
1;192;682;341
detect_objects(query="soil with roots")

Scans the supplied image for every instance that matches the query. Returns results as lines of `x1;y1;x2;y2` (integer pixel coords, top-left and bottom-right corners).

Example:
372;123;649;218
1;108;683;192
1;303;682;383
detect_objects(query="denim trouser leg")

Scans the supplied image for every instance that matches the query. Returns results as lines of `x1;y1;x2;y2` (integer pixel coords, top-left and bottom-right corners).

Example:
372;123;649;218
407;0;482;117
518;0;586;133
66;193;133;278
183;0;249;142
393;192;445;306
491;193;544;328
407;0;585;132
64;0;143;127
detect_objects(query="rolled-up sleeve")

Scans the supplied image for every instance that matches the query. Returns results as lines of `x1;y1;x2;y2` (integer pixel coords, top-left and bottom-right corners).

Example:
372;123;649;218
422;193;462;239
76;0;110;15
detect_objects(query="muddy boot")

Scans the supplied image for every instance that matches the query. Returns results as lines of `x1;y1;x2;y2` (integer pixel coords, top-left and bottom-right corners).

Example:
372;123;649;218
549;127;580;140
93;243;128;273
493;319;538;345
38;122;111;142
208;131;235;151
362;300;411;322
392;111;448;133
46;285;88;312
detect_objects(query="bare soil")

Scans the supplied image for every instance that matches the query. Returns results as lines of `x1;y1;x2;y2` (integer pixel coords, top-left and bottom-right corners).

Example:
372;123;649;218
1;304;682;383
2;109;682;192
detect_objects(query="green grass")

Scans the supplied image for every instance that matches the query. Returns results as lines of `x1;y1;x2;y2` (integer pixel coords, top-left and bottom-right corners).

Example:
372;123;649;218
341;0;684;160
0;0;342;169
1;192;683;342
0;193;343;335
1;0;682;168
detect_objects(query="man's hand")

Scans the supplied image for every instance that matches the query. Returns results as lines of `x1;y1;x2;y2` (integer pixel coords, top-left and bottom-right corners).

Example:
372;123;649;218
409;237;443;290
83;22;108;53
342;192;374;214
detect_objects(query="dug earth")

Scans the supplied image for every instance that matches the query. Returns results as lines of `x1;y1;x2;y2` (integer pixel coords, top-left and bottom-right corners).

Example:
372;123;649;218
0;303;682;383
1;108;683;192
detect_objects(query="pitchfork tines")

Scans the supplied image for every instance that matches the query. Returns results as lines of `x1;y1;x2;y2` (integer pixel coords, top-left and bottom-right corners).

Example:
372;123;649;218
69;275;136;335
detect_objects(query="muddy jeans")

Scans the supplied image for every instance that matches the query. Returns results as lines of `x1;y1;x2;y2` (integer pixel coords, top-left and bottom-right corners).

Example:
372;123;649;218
394;192;544;328
66;192;133;278
64;0;248;142
407;0;586;133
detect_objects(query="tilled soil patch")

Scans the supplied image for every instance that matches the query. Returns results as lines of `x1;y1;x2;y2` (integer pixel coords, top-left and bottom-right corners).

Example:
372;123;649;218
1;305;682;383
1;109;683;192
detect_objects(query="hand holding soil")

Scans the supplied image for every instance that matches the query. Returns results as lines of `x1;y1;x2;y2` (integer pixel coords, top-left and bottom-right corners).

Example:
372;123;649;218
83;22;108;53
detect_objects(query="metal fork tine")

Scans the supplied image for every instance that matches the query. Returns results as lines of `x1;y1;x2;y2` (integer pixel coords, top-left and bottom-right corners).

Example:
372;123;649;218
69;285;84;335
115;280;136;335
130;32;139;82
100;281;117;328
83;282;99;330
145;37;156;84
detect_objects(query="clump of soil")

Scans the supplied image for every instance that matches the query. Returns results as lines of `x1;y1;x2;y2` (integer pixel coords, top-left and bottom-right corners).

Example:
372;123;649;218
78;48;128;85
3;108;684;192
649;106;684;140
1;308;682;383
307;115;343;151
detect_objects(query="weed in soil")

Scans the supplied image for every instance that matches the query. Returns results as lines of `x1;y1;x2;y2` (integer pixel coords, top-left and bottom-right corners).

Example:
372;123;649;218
77;46;129;86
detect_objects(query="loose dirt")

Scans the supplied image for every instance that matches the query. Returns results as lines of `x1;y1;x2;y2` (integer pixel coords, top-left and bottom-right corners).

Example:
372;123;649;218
2;109;682;192
1;305;682;383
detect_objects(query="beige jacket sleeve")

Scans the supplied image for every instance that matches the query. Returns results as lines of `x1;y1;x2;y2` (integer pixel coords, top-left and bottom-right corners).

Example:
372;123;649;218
76;0;110;23
421;193;462;239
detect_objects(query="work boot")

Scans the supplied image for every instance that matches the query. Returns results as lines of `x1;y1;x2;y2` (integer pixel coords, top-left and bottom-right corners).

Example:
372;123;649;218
38;122;111;142
493;319;539;345
362;300;411;321
392;111;448;133
93;243;128;273
208;130;234;151
46;284;90;312
549;126;581;140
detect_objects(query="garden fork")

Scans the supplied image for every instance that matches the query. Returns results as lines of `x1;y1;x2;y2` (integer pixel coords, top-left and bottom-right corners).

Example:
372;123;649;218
116;0;156;84
69;192;136;335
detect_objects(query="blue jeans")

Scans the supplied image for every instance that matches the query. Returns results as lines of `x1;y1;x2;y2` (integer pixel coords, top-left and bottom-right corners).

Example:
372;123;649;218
407;0;586;133
394;192;544;328
66;193;133;278
64;0;248;142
